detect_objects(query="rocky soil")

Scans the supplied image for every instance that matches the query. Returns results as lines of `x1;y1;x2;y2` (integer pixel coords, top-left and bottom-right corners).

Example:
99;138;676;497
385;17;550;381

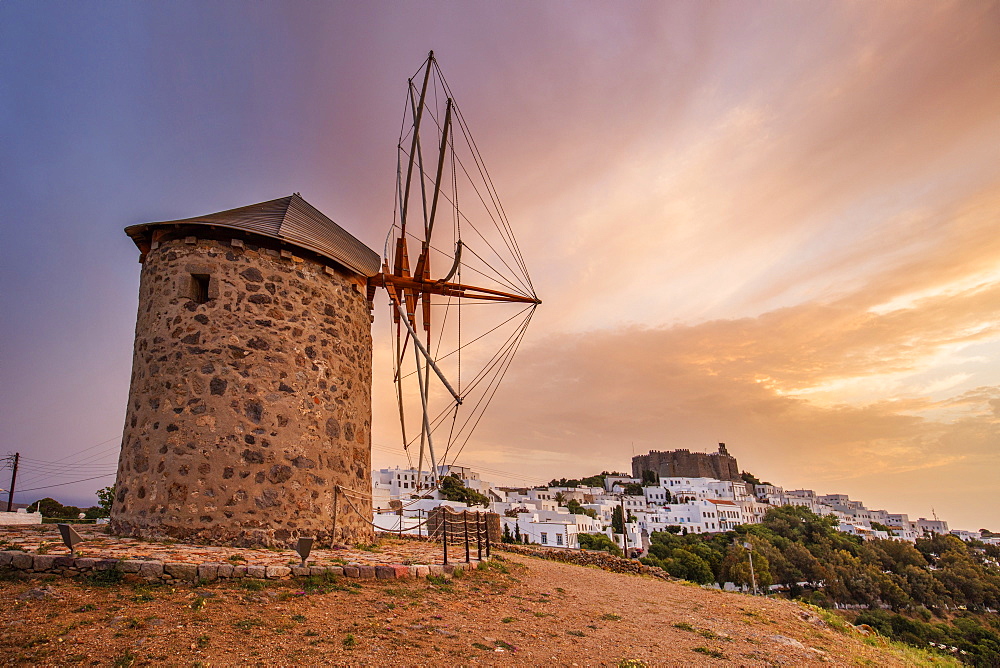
1;551;934;666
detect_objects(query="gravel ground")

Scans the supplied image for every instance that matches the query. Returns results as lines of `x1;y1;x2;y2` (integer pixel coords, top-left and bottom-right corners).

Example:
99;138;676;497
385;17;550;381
1;552;916;666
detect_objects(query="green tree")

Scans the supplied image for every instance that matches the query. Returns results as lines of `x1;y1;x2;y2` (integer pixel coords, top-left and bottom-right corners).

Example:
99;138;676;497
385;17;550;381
611;505;635;534
96;485;115;516
663;548;715;584
719;541;772;591
580;474;608;488
641;469;658;485
438;474;489;507
780;541;826;587
28;497;83;521
578;532;622;556
565;499;597;519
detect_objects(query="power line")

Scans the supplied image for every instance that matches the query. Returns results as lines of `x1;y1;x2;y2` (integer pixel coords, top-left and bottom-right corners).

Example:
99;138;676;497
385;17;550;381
20;436;120;467
12;439;121;488
371;440;549;485
15;473;117;495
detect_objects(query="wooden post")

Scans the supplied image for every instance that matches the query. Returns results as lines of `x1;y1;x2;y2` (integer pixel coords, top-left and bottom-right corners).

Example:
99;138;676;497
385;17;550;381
442;508;449;565
476;512;483;560
464;510;470;563
6;453;19;513
331;486;339;545
485;514;491;559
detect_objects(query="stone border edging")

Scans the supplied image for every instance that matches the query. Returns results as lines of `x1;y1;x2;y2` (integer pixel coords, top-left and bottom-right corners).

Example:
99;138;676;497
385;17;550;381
0;550;477;584
495;544;675;580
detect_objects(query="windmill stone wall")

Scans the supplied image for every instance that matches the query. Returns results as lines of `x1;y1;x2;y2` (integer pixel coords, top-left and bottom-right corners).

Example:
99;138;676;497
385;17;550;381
110;217;375;547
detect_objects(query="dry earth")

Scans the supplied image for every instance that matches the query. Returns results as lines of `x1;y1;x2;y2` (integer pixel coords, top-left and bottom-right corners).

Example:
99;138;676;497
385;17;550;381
1;552;927;666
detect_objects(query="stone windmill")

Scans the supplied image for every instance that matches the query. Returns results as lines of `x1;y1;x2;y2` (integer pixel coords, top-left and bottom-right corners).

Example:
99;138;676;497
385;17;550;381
110;53;539;547
111;195;382;547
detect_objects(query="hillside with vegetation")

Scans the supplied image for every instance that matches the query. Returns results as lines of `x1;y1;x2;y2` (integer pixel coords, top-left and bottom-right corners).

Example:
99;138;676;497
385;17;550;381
638;505;1000;665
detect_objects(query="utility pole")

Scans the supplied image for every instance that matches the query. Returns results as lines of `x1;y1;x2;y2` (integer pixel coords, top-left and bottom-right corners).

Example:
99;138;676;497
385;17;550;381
743;541;757;595
6;453;19;512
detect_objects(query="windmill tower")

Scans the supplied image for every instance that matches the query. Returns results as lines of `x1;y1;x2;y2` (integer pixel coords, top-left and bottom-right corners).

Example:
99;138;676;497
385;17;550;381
111;53;539;547
111;194;381;547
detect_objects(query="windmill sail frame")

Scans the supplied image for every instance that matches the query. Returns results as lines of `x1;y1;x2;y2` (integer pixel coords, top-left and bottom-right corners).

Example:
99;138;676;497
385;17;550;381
369;51;540;496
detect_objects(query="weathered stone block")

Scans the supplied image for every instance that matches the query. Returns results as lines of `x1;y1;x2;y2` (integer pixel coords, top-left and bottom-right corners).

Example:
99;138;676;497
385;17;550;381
343;565;360;578
94;559;120;571
427;564;444;576
413;565;430;578
32;555;56;571
217;564;234;578
53;556;76;569
291;566;310;577
374;565;396;580
164;562;198;581
391;565;410;579
0;551;14;567
265;565;291;579
231;565;248;578
74;557;98;570
357;565;375;579
138;561;164;578
197;563;220;582
246;565;267;579
119;559;144;573
309;566;327;576
12;553;34;569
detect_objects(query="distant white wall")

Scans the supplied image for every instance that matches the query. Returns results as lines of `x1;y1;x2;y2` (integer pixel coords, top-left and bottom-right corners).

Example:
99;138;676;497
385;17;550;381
0;510;42;525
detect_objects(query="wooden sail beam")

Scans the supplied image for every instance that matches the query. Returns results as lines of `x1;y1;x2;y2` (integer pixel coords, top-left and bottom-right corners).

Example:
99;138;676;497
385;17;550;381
399;52;435;238
424;98;453;243
374;273;541;305
381;53;542;496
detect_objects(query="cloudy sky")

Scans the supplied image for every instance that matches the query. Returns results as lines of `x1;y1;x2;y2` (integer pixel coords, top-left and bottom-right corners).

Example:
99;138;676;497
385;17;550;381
1;1;997;530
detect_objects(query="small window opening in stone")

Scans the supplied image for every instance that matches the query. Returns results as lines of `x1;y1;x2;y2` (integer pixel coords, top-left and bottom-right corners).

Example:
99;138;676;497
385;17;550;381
191;274;211;304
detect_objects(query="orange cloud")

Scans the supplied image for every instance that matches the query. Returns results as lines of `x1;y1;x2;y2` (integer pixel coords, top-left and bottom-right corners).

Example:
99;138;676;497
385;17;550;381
368;1;1000;531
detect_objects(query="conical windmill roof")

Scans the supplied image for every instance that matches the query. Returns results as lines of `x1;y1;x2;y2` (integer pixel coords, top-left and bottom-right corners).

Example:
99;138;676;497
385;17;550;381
125;193;381;277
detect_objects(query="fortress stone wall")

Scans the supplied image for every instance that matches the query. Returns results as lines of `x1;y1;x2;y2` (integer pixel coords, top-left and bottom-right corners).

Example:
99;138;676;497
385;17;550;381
632;443;740;482
110;230;373;547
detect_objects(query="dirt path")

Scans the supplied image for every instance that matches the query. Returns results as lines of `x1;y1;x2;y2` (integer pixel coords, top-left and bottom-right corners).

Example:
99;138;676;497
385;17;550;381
1;552;916;666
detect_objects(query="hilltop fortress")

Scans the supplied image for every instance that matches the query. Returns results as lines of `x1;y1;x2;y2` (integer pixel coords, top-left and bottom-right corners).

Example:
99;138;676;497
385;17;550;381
631;443;741;482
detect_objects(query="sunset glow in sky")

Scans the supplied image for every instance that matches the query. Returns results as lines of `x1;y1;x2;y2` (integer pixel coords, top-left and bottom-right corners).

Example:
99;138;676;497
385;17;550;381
1;1;998;530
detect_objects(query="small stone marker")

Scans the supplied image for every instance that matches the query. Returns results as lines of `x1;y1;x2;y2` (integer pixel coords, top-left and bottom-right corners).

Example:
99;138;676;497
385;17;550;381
295;537;314;567
57;524;84;556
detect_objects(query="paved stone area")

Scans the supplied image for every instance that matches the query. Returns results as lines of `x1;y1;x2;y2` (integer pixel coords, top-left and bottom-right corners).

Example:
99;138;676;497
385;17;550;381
0;525;480;582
